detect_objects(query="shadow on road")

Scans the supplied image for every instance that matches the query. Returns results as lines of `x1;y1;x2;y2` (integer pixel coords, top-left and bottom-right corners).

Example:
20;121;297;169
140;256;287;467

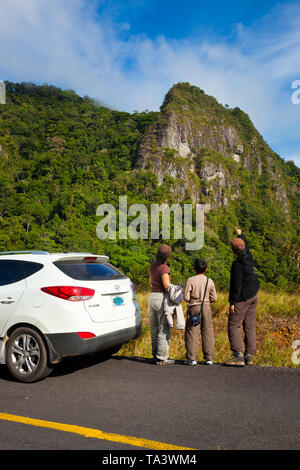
0;354;229;383
50;352;116;377
0;365;14;382
0;353;163;382
0;353;113;382
113;355;226;367
51;354;192;376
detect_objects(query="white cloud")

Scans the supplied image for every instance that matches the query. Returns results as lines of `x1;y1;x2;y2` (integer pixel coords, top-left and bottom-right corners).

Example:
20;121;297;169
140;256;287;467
0;0;299;164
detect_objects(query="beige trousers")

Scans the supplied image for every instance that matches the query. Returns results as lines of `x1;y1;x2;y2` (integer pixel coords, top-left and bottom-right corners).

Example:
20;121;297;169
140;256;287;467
185;303;215;362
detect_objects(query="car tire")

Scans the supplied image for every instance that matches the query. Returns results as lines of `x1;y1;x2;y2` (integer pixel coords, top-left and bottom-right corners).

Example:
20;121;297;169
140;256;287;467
6;327;53;383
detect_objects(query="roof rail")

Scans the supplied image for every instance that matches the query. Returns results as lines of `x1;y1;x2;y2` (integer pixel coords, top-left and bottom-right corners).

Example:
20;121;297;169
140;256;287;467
60;252;94;255
0;251;50;255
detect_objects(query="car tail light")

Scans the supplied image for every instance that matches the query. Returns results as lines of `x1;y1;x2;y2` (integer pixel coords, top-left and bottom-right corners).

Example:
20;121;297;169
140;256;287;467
83;257;98;263
131;283;136;293
131;282;136;299
41;286;95;301
77;332;96;339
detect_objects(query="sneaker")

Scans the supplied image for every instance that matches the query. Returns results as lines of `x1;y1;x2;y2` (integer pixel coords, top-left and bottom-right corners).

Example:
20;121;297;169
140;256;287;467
244;353;254;366
184;359;197;366
205;360;214;365
156;358;176;365
224;354;245;367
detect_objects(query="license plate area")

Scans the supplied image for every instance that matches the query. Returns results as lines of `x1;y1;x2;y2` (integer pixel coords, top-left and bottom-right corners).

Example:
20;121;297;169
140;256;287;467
112;295;124;307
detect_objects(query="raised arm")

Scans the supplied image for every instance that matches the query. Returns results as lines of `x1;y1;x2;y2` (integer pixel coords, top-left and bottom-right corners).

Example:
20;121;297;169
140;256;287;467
235;227;249;253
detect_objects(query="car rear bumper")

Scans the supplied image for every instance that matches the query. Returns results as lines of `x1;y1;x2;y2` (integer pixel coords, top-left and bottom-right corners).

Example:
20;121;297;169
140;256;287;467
45;322;142;363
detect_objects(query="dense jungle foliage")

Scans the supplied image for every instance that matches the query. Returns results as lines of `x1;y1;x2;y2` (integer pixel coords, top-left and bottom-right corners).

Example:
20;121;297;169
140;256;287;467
0;81;299;292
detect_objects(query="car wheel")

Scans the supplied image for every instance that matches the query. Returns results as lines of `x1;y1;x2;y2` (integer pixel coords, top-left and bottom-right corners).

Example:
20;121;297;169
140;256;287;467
6;327;53;383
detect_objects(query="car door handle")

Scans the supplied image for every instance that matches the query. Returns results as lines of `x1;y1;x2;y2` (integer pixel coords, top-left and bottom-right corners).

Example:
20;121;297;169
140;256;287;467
0;297;16;304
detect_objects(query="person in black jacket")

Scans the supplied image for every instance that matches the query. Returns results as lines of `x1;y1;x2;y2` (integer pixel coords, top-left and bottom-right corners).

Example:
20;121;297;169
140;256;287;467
224;227;260;366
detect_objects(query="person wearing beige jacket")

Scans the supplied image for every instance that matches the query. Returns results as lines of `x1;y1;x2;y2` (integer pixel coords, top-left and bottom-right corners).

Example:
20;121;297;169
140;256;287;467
184;259;217;366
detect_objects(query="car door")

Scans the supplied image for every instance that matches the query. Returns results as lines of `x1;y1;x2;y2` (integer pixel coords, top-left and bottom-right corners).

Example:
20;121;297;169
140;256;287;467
0;260;26;336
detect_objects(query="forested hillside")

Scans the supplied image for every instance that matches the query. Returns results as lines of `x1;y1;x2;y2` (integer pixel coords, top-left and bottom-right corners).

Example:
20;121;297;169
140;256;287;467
0;81;299;292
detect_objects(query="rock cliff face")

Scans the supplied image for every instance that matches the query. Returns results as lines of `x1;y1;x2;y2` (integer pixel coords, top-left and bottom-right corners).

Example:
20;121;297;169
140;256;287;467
136;83;289;212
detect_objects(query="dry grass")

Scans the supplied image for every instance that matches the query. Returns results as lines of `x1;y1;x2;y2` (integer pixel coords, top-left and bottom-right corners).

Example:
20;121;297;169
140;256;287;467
119;290;300;368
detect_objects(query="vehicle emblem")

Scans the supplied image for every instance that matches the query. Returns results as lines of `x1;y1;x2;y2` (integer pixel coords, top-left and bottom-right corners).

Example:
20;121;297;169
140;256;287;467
115;285;120;291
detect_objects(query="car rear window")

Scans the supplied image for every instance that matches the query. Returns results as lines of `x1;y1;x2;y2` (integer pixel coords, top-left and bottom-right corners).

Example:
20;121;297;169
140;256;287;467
53;260;126;281
0;260;44;286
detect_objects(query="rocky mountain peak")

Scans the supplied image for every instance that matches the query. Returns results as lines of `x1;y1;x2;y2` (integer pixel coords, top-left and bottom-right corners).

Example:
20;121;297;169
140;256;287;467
136;82;289;212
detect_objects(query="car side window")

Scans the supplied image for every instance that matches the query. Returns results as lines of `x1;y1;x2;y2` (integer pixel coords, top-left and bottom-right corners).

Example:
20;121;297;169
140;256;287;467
0;260;43;286
0;261;24;286
22;261;43;278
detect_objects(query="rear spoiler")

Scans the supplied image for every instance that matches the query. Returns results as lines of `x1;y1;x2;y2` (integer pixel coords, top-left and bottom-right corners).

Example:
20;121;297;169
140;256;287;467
53;254;109;262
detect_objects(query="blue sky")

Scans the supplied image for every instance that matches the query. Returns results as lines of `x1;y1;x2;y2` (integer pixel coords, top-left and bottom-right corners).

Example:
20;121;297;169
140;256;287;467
101;0;281;40
0;0;300;166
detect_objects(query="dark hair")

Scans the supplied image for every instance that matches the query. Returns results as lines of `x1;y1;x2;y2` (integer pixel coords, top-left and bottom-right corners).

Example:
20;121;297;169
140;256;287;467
231;244;248;260
156;244;172;265
194;259;207;274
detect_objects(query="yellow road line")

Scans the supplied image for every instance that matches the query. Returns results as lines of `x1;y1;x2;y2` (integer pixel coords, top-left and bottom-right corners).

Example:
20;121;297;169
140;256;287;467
0;412;196;450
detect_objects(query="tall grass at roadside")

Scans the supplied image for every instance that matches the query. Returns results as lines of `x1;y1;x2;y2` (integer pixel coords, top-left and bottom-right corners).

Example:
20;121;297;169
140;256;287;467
119;290;300;368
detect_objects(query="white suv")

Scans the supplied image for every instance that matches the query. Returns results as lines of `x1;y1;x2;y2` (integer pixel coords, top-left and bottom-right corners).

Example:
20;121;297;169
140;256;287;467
0;251;141;382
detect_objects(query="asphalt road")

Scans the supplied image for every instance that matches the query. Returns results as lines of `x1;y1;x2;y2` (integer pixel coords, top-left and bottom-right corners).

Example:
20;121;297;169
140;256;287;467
0;354;299;451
